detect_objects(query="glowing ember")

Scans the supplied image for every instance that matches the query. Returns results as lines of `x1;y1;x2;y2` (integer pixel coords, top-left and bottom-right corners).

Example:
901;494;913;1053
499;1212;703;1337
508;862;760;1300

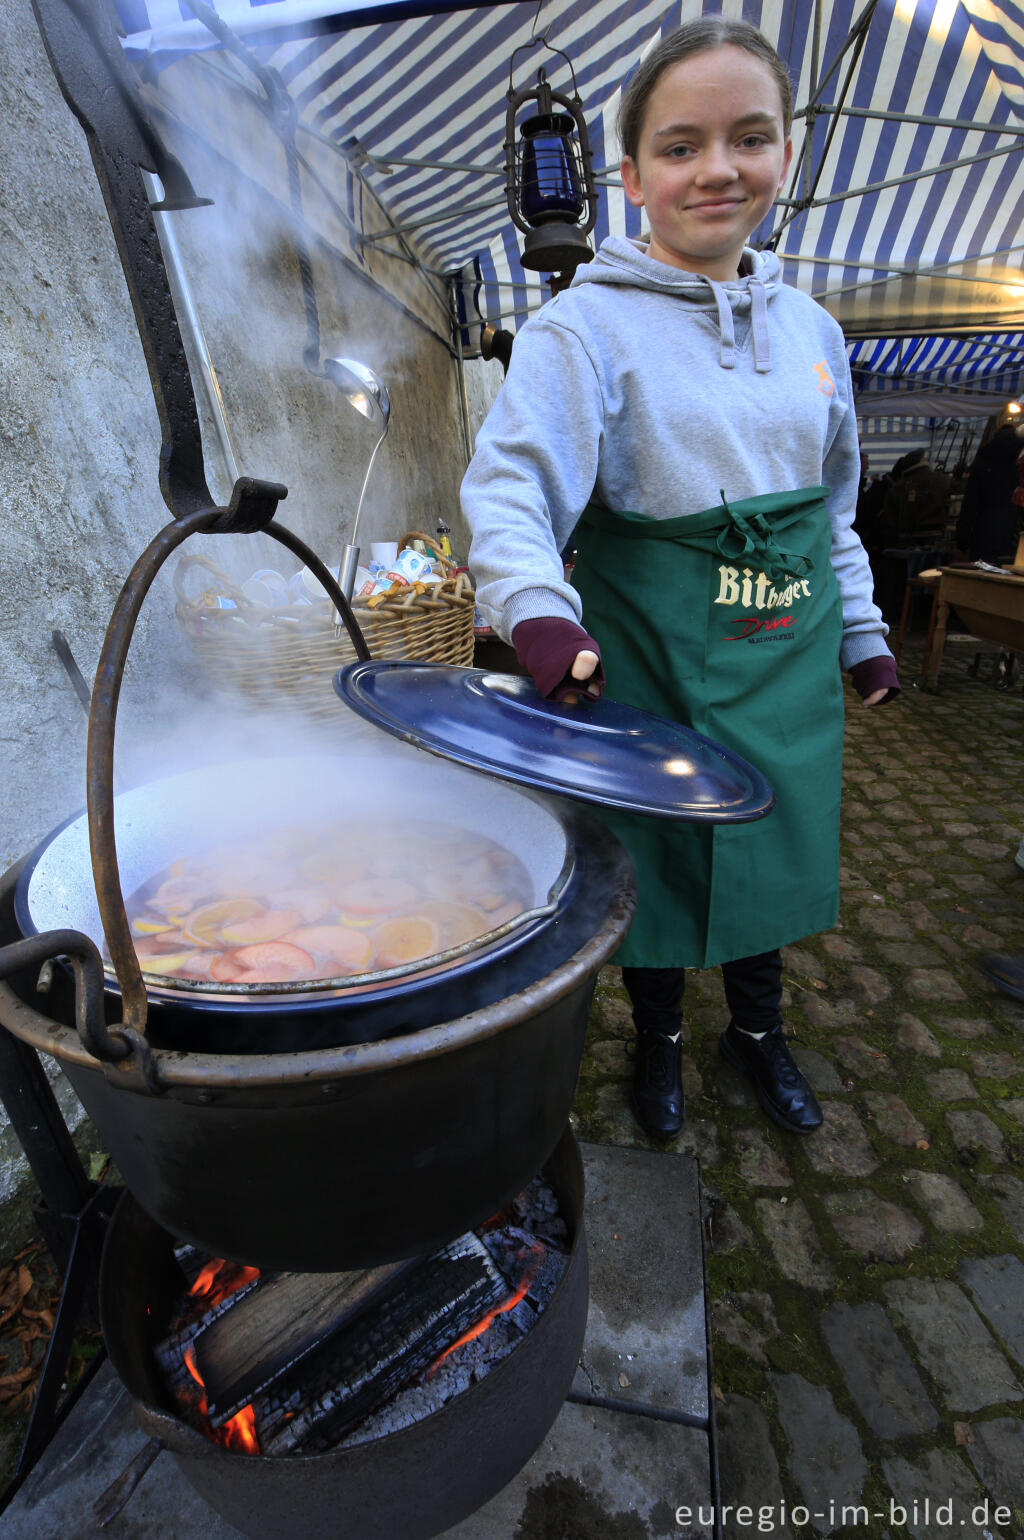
426;1243;544;1378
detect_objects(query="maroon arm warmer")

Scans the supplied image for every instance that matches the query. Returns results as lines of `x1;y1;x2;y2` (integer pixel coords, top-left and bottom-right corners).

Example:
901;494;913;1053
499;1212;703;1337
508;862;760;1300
512;618;605;701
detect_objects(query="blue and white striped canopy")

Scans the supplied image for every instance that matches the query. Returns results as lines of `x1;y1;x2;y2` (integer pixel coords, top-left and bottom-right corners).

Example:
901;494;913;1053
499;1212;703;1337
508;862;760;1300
119;0;1024;406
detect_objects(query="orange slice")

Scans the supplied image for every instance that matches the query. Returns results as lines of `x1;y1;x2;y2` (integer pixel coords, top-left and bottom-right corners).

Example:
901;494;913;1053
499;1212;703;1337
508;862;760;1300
275;887;332;925
181;898;265;947
299;847;365;885
149;877;211;914
210;952;249;983
416;900;490;948
333;877;419;916
220;910;302;946
232;941;315;980
371;914;442;969
176;951;216;980
133;916;176;936
282;925;373;972
138;950;195;976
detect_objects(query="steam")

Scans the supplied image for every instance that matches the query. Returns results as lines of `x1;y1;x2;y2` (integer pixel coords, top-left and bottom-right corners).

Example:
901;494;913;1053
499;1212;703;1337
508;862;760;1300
25;34;469;867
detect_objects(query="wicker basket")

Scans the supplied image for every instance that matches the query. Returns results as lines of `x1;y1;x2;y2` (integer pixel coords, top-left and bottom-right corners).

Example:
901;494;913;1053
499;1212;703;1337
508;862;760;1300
174;534;475;721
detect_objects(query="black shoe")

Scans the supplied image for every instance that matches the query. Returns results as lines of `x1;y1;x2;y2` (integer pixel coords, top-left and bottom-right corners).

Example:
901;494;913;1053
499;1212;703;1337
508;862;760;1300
981;954;1024;1002
630;1029;685;1139
719;1023;823;1134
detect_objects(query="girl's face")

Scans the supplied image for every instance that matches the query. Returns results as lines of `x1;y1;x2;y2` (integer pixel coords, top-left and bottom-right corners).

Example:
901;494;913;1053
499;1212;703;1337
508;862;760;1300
621;45;792;280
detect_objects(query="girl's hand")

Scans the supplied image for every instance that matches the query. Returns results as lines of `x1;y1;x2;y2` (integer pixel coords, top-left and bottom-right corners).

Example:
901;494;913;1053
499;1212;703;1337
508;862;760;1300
848;655;900;706
512;619;605;702
561;649;602;705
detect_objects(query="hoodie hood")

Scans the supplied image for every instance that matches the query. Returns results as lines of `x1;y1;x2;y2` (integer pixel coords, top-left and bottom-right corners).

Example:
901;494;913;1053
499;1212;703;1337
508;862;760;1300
571;235;782;373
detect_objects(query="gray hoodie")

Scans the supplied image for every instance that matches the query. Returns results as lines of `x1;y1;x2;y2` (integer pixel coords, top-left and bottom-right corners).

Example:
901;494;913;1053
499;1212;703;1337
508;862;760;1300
462;235;889;669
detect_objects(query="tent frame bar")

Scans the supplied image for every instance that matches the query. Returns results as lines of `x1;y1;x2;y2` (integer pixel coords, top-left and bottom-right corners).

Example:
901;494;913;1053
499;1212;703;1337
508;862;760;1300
358;196;507;244
809;102;1024;137
776;134;1024;212
819;239;1024;304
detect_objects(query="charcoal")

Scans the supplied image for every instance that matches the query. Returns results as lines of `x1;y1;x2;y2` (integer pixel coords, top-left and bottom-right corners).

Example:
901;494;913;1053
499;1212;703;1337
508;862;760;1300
343;1310;528;1447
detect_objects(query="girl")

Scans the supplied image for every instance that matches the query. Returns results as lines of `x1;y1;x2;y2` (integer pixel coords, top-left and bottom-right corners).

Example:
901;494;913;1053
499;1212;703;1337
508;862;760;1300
461;17;899;1141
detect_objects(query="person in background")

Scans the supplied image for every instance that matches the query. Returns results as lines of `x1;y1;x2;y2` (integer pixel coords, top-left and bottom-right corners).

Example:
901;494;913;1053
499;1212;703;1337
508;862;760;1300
853;466;894;583
877;448;951;547
462;17;899;1144
956;417;1024;564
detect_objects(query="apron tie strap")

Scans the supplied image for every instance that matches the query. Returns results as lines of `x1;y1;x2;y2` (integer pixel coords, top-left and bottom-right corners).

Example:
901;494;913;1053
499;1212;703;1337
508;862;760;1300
714;491;814;584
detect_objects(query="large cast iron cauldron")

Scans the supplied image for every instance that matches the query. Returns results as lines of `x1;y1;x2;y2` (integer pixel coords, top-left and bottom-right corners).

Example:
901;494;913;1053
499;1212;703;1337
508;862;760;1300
2;753;633;1271
15;751;621;1054
100;1130;588;1540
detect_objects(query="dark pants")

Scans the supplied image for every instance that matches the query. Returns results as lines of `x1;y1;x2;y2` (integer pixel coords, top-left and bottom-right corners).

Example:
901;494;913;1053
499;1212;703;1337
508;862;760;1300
622;950;783;1035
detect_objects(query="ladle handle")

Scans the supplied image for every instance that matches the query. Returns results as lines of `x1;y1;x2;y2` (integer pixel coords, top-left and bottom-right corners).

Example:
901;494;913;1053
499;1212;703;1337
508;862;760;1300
349;428;386;551
87;488;371;1062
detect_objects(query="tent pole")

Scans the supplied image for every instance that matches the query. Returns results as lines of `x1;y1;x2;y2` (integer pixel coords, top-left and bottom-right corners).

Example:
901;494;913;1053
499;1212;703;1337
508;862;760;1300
450;278;474;468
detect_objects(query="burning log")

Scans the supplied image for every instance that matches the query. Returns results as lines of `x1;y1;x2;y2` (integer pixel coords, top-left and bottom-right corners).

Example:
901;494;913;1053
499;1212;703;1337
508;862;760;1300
256;1234;506;1455
155;1254;260;1390
194;1262;416;1426
155;1174;572;1461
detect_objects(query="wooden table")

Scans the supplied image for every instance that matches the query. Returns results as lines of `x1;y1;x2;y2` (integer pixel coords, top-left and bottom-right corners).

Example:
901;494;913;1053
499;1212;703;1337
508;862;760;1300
924;566;1024;689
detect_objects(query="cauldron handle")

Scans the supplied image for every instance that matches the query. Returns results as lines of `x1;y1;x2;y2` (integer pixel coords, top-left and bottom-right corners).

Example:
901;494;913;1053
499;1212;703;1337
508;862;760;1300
87;484;371;1058
0;929;128;1066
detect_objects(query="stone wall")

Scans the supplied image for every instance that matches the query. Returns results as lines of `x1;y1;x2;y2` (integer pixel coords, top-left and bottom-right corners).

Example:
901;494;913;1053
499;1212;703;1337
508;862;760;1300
0;0;469;1250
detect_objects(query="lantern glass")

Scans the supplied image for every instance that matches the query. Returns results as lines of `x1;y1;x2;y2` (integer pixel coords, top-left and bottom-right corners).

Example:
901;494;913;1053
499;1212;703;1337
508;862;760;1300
519;111;585;225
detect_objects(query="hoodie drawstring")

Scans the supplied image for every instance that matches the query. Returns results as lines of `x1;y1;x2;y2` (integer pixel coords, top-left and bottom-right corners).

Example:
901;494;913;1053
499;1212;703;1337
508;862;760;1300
708;277;772;373
708;280;736;370
750;277;772;374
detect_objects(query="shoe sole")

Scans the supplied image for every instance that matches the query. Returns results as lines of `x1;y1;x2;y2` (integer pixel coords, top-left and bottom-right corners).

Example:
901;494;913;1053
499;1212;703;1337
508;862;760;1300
718;1035;822;1136
982;963;1024;1003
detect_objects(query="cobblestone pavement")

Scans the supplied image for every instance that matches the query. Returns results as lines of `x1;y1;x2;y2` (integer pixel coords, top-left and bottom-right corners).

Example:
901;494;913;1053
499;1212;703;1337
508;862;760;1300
572;636;1024;1540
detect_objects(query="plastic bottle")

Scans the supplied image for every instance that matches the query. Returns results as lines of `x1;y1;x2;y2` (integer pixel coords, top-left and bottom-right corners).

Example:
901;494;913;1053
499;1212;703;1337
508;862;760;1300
436;521;454;561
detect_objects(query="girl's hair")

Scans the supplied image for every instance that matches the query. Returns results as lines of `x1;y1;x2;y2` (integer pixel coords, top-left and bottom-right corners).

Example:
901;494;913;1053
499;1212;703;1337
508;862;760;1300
618;18;794;159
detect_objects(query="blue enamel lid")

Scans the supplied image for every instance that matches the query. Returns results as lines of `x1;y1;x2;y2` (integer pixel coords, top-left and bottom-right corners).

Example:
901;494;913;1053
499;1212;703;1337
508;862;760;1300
334;662;775;823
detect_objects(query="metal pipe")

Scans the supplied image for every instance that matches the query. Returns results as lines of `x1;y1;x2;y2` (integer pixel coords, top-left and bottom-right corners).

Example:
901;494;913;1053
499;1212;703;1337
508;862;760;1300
801;103;1024;136
142;170;241;488
358;197;507;245
801;137;1024;215
450;280;474;467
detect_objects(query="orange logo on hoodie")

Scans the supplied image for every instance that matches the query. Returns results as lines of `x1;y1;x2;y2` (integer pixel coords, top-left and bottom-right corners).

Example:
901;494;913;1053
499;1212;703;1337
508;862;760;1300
813;362;835;397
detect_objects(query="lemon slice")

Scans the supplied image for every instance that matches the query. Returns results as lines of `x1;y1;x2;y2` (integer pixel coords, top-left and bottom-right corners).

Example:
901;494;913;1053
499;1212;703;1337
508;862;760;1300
133;917;176;936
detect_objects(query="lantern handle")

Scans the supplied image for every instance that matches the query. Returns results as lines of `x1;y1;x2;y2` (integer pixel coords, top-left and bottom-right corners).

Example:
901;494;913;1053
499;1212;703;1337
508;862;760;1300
507;39;582;103
504;52;598;245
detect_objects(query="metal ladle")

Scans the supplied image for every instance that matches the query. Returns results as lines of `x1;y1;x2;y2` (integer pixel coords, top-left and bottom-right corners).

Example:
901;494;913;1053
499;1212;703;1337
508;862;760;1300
324;357;391;599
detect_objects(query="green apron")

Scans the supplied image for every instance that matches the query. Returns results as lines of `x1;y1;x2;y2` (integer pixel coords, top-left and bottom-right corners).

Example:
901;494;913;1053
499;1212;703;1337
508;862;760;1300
573;486;844;969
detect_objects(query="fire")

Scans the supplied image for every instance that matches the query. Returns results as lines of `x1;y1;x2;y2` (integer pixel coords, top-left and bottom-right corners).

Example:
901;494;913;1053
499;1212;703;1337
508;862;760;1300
183;1343;260;1454
180;1258;261;1454
189;1257;259;1309
427;1243;544;1378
